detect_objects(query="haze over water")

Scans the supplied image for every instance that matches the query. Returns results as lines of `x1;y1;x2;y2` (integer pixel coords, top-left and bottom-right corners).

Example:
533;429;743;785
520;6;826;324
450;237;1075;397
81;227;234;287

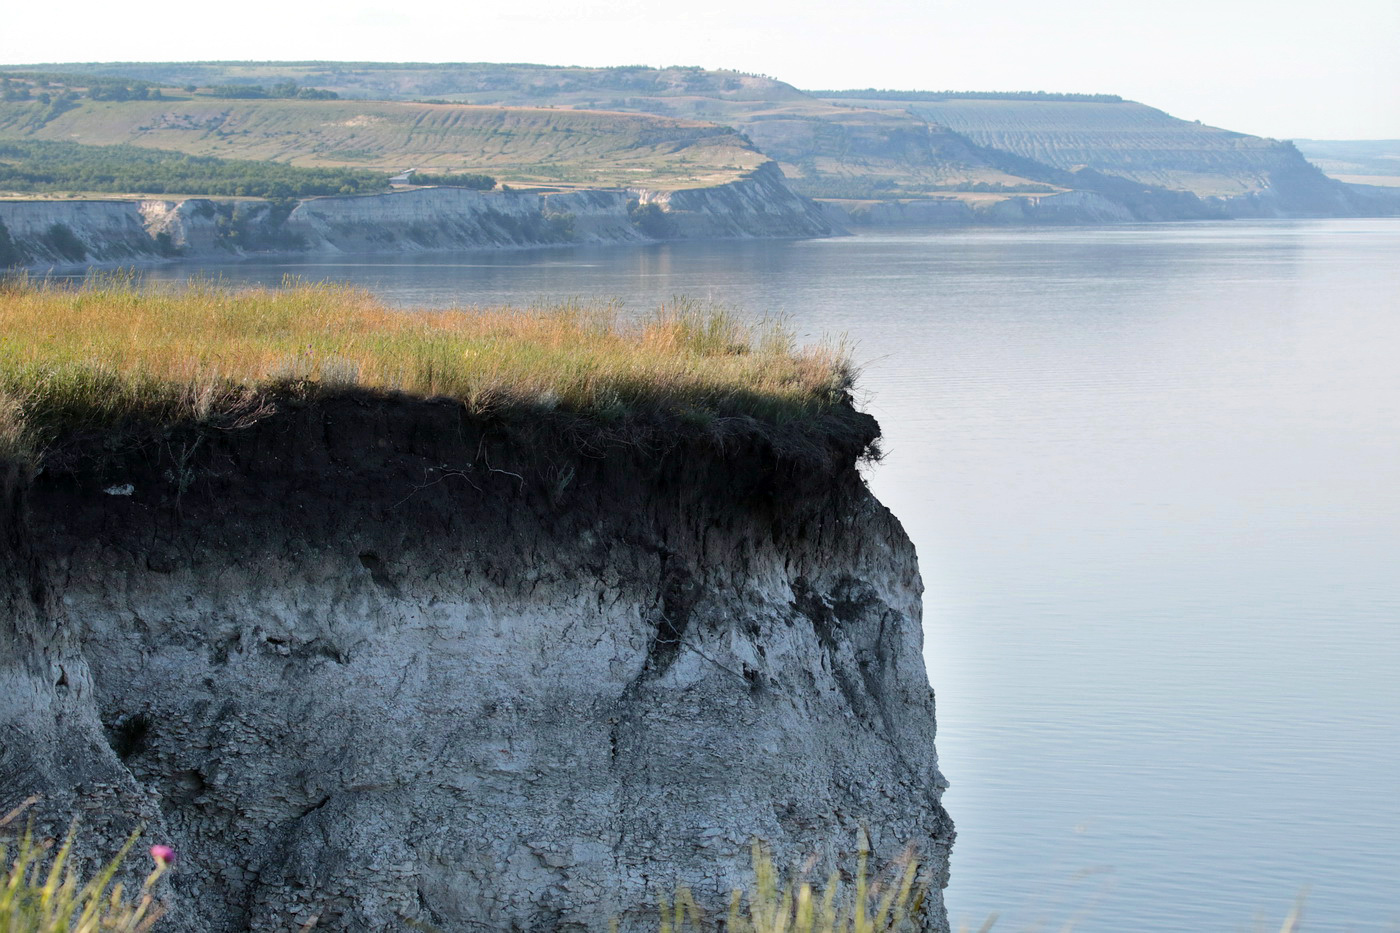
139;219;1400;931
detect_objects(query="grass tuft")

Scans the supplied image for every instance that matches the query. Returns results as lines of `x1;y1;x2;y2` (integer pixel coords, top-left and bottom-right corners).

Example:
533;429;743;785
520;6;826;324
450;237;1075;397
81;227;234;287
0;273;856;460
656;841;925;933
0;799;167;933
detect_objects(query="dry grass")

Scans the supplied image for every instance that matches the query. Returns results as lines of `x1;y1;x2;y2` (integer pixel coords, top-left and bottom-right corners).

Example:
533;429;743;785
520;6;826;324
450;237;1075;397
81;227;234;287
0;799;168;933
0;273;854;459
714;841;923;933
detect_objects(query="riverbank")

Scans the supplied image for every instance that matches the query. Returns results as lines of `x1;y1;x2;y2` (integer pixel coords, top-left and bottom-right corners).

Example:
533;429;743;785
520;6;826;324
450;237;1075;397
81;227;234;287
0;162;840;270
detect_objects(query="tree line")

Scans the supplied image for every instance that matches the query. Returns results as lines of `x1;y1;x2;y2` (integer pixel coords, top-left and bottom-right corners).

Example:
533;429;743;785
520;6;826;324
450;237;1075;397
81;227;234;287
2;75;165;102
204;83;339;100
406;170;496;189
0;140;389;198
0;74;339;103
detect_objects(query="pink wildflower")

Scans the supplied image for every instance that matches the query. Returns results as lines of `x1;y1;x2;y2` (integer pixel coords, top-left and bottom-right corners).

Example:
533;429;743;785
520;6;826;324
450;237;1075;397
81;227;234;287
150;844;176;867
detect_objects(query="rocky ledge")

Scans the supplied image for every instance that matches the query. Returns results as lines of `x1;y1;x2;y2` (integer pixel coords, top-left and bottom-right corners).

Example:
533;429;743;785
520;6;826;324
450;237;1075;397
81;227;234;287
0;396;952;932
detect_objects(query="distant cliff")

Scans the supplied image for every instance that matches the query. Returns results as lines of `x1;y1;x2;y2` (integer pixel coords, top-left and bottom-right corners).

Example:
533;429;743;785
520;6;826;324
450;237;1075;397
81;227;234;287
860;97;1390;219
631;162;837;238
11;61;1395;224
0;397;952;932
5;60;1392;237
824;182;1219;227
0;163;841;268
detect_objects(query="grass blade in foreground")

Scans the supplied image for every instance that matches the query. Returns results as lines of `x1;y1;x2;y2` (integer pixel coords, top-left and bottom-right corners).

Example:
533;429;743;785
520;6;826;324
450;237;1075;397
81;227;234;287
0;800;168;933
654;842;925;933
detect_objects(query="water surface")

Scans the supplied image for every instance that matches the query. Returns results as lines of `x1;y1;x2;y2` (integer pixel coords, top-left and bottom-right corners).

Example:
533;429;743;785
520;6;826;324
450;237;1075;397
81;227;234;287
137;220;1400;932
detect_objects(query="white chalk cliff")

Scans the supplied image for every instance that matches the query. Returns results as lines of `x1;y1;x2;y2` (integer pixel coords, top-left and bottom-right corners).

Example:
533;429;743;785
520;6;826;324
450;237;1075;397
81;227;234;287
0;163;841;269
0;398;953;932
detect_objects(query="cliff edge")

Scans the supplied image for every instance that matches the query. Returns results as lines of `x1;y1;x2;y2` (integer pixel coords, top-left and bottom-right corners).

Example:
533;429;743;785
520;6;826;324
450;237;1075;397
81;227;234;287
0;397;952;932
0;162;841;270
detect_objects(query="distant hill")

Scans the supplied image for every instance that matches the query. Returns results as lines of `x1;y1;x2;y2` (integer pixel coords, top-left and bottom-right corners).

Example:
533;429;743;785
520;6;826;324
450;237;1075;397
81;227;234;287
0;64;1041;200
823;95;1346;204
4;62;811;107
0;84;765;190
2;63;1091;196
1;61;1391;219
1292;139;1400;187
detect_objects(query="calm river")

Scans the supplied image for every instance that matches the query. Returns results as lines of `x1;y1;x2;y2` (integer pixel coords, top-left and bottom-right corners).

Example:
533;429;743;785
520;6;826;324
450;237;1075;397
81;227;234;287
135;219;1400;932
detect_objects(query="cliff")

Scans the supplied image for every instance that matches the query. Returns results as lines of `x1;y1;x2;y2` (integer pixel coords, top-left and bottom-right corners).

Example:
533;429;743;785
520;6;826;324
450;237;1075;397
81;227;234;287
0;164;841;269
632;161;840;238
0;198;173;264
826;187;1189;226
0;397;952;932
879;97;1374;217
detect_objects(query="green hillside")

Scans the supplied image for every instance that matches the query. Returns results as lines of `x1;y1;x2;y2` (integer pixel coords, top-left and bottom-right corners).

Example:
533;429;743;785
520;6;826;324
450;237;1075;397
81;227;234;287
26;62;1324;200
0;88;765;190
0;63;1057;199
0;62;1383;217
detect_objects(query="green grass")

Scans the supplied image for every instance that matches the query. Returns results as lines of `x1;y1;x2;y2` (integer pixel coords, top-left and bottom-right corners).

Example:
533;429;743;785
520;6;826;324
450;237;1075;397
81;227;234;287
3;809;924;933
0;274;855;460
702;842;924;933
0;800;168;933
2;808;1314;933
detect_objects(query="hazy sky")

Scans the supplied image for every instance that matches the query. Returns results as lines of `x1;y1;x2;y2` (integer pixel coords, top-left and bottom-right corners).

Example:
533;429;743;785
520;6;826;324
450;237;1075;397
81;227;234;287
2;0;1396;139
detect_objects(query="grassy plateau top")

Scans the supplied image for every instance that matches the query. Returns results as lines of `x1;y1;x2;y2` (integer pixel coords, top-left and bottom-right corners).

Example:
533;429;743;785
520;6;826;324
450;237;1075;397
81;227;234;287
0;276;857;461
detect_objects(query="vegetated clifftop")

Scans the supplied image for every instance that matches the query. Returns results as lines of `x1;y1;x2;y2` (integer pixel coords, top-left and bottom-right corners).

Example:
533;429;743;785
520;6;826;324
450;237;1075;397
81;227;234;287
0;395;953;932
0;163;840;268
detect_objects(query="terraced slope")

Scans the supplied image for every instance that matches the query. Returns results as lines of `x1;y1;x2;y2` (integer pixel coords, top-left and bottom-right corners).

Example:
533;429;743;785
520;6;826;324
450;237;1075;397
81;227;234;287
1;63;1053;198
0;97;764;189
842;97;1314;197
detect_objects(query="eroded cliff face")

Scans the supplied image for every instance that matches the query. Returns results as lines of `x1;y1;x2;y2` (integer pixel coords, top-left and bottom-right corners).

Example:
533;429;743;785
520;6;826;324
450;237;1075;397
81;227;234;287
278;187;643;252
828;189;1140;226
0;398;952;932
0;199;172;265
634;162;841;238
0;162;841;269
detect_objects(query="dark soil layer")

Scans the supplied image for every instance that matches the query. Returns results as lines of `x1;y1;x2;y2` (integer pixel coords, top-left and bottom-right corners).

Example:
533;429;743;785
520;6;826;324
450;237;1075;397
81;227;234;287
1;394;951;933
27;391;881;562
